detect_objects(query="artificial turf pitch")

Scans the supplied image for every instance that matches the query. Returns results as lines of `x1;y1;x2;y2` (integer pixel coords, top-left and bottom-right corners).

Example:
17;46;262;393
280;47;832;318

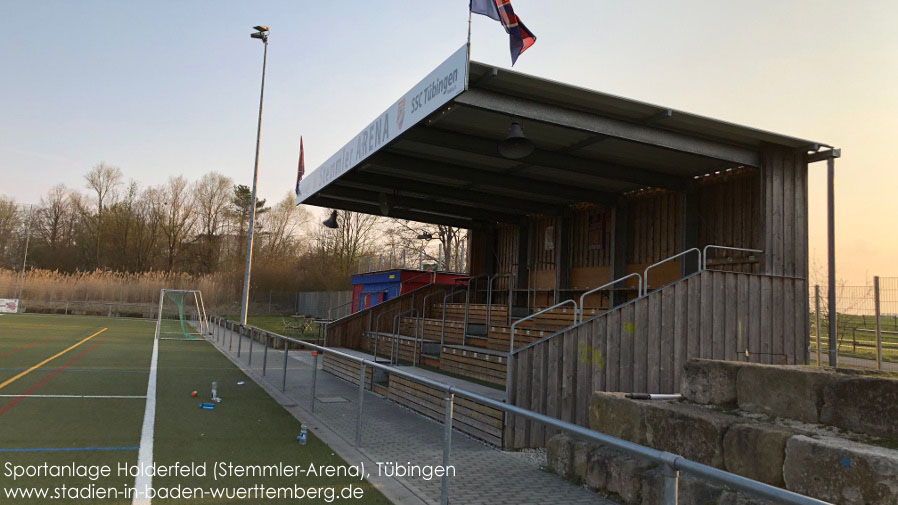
0;313;389;504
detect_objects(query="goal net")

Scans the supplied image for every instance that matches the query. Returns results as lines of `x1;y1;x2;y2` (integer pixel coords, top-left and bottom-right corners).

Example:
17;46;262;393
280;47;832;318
154;289;209;340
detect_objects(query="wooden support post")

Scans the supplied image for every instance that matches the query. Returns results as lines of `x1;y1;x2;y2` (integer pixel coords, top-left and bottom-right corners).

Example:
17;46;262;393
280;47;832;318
610;201;628;306
681;180;700;276
514;218;530;312
555;210;573;305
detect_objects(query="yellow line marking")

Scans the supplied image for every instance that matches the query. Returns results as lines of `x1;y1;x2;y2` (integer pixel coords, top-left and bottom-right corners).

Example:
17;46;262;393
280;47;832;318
0;328;108;391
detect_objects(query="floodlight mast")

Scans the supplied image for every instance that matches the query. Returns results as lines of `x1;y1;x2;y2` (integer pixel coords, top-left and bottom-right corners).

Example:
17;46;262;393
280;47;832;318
239;25;269;326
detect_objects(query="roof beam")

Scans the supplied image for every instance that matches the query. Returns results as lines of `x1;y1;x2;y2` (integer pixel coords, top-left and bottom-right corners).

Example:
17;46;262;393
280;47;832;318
305;196;476;229
339;172;562;216
454;88;761;167
318;186;524;224
368;152;617;206
402;127;685;190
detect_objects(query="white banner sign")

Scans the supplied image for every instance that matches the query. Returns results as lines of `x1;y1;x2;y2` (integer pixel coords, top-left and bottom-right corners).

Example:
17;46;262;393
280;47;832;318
0;299;19;313
296;44;468;204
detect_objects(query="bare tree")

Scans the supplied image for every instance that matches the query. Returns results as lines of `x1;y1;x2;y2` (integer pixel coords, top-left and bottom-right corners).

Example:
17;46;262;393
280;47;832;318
0;196;21;268
159;176;196;272
259;192;310;259
83;162;123;267
314;209;381;271
193;172;233;272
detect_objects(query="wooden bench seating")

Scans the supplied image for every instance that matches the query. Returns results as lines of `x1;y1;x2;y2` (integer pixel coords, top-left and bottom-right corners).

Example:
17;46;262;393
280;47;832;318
486;326;552;351
322;353;372;387
397;317;465;345
439;345;507;386
360;331;438;364
387;375;504;446
432;303;508;325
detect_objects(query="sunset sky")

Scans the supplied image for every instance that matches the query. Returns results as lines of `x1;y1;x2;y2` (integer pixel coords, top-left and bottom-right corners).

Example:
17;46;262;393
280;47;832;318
1;1;895;285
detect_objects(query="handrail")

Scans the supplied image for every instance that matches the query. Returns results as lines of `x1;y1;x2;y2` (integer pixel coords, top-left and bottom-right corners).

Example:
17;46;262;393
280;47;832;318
211;317;830;505
577;273;643;323
464;274;489;336
392;308;417;366
702;245;763;270
509;298;578;359
327;300;354;320
643;248;702;296
372;307;401;363
440;287;467;348
486;273;513;330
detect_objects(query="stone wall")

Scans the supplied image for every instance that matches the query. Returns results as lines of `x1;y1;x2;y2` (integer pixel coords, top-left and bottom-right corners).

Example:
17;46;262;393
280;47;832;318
544;360;898;505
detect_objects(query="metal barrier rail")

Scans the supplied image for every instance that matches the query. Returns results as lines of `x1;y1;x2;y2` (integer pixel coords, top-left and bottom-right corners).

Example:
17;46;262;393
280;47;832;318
643;248;702;296
208;317;830;505
702;245;763;271
486;273;513;329
508;299;579;389
577;273;642;324
440;287;467;348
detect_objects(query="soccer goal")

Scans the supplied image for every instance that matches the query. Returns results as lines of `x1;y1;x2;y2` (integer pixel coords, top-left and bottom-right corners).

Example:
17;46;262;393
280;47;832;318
154;289;209;340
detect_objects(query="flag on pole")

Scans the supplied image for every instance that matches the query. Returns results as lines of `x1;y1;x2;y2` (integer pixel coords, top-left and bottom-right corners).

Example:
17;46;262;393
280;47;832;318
470;0;536;65
295;137;304;195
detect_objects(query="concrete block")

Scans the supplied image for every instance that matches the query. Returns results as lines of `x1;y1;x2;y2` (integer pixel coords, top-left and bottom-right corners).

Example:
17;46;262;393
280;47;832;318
737;365;833;423
546;434;574;479
820;375;898;439
572;440;591;482
681;358;744;406
643;401;741;469
783;435;898;505
582;444;655;504
589;392;647;444
722;423;791;486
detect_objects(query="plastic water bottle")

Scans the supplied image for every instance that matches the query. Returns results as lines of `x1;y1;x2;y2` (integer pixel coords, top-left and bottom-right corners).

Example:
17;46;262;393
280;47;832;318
298;424;308;445
211;381;217;400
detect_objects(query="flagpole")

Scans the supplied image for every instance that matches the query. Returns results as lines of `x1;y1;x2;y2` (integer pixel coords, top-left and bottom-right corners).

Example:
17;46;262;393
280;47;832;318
466;1;472;89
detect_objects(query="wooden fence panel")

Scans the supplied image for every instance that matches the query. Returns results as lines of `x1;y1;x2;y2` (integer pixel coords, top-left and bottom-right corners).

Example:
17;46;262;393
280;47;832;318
505;270;810;448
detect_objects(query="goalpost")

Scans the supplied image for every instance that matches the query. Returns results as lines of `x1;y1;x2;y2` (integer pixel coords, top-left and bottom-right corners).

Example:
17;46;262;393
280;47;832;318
154;289;209;340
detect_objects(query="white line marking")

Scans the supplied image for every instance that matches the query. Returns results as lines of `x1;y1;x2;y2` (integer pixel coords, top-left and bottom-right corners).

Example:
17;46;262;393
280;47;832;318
132;335;159;505
0;394;146;399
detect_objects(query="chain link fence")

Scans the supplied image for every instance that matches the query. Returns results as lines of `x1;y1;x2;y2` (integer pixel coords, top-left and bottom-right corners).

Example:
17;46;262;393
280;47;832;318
810;277;898;369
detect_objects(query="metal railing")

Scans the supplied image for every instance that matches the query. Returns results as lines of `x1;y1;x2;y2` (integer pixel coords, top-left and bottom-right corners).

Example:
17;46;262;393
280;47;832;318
464;274;489;334
577;273;642;324
392;308;417;366
372;308;401;363
509;298;578;354
209;317;829;505
440;287;467;348
643;247;702;296
486;273;513;329
327;300;354;320
702;245;763;271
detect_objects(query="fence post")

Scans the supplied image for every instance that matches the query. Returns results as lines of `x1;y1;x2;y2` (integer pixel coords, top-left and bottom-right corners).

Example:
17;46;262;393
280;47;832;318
355;364;365;447
282;341;289;392
248;329;254;365
663;461;679;505
440;392;454;505
237;325;243;357
875;276;882;370
815;285;822;366
262;333;269;376
310;351;319;413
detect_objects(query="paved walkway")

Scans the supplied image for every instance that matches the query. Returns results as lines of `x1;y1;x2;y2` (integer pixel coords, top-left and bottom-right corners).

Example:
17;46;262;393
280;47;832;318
209;325;611;505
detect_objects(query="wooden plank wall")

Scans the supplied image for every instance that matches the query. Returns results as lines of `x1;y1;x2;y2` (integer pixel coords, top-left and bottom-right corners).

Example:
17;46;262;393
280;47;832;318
625;189;681;267
571;205;612;268
496;223;518;275
761;144;809;278
325;284;449;349
529;215;557;272
698;167;762;273
505;269;809;449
